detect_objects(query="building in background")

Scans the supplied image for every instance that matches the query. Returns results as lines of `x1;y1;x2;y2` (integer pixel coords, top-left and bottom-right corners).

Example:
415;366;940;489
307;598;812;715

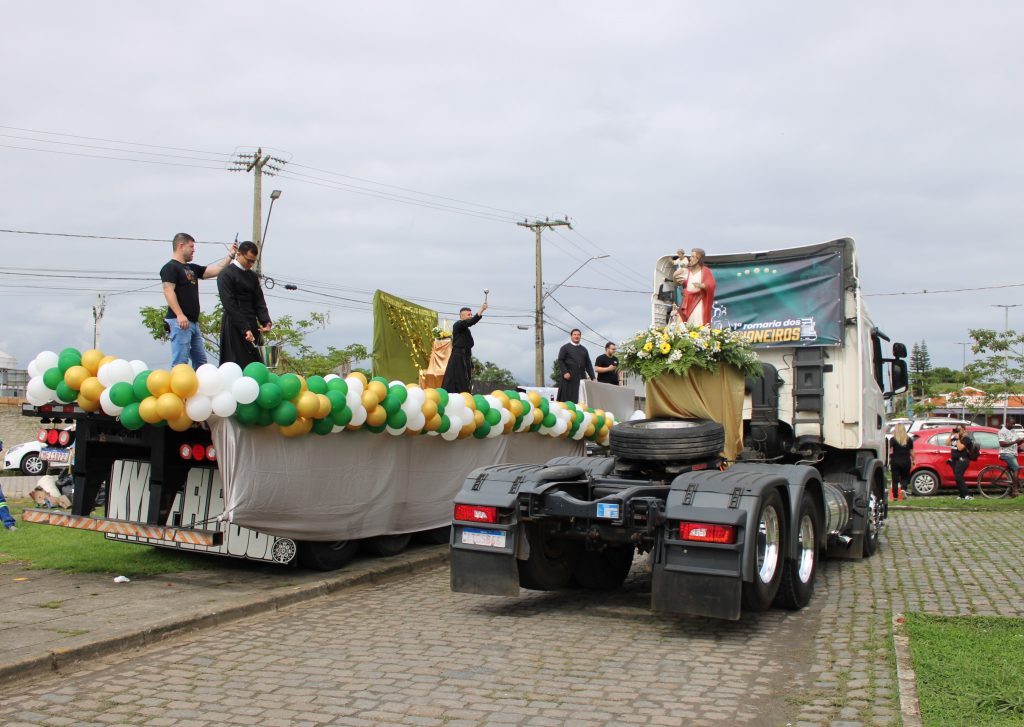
0;351;26;398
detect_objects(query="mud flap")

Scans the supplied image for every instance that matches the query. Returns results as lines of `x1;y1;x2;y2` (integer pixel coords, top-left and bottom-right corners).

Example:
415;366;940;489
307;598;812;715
450;546;520;596
651;565;743;621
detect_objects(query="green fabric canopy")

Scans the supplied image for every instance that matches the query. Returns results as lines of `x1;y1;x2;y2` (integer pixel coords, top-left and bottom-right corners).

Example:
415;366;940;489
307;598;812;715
371;290;437;383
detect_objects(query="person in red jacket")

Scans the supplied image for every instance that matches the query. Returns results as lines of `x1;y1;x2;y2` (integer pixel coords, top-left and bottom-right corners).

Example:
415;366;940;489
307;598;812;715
673;247;716;327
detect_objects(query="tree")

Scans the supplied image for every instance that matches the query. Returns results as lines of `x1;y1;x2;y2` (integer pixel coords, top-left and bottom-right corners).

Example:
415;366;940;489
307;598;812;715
965;327;1024;422
139;304;368;377
909;340;934;400
471;358;518;392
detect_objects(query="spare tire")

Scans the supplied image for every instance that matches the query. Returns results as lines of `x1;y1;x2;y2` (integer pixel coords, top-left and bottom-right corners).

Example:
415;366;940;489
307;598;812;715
610;417;724;462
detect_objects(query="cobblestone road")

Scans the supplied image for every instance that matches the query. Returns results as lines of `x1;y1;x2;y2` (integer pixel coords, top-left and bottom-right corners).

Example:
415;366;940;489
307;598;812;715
3;509;1023;727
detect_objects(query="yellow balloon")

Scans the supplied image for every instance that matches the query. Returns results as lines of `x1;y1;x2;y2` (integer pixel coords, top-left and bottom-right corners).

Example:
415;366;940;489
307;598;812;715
509;400;523;418
64;365;90;391
473;410;485;428
366;407;387;427
297;375;308;394
349;371;368;387
170;364;199;398
425;413;442;431
299;416;313;434
462;392;476;410
168;413;193;432
585;424;596;437
361;390;380;411
421;400;438;419
77;394;100;413
458;423;474;439
80;376;105;403
424;388;440;404
315;394;332;419
491;391;510;409
98;354;118;371
139;396;162;424
527;391;543;407
147;369;171;397
279;419;304;438
156;392;184;421
367;380;387;401
80;349;104;375
296;391;319;418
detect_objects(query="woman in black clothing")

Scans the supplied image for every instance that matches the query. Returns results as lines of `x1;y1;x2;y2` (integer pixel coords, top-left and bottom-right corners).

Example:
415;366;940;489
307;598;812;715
888;423;915;499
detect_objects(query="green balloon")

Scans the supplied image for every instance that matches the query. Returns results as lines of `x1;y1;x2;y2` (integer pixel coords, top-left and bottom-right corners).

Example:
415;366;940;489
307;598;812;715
366;422;387;434
272;400;298;426
388;384;408;404
326;390;347;412
256;408;274;427
485;408;501;426
542;412;557;428
381;393;401;416
312;417;334;435
370;376;389;387
109;382;136;407
132;371;152;401
235;402;260;426
57;348;82;374
267;372;281;387
438;414;451;434
331;406;352;427
243;362;270;385
43;367;64;390
504;389;520;400
513;415;524;430
596;415;606;430
538;398;550;415
529;421;543;432
279;373;301;400
55;381;77;403
257;382;283;409
473;422;491;439
327;378;348;396
387;409;407;429
436;388;449;409
120;402;144;431
307;375;328;394
473;394;489;414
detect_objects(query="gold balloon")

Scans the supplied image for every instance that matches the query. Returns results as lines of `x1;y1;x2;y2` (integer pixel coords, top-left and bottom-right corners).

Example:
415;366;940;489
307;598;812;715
80;349;104;375
156;392;184;421
509;400;523;418
367;380;387;402
80;376;105;402
366;406;387;427
169;364;199;398
168;413;193;432
147;369;171;397
349;371;368;387
421;400;438;419
279;419;304;438
361;390;379;411
297;375;308;394
425;414;442;431
473;410;485;428
64;365;90;391
424;388;440;404
77;394;100;413
296;391;320;418
299;416;313;434
491;390;510;409
315;394;332;419
585;424;596;437
139;396;162;424
98;354;118;371
462;392;476;410
527;391;543;407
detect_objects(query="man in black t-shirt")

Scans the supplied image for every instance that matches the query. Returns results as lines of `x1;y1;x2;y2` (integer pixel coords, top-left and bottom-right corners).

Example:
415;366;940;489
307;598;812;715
594;342;620;385
160;232;236;368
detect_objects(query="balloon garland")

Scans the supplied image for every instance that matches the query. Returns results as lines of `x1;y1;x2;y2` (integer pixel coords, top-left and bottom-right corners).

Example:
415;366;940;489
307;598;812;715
24;348;615;445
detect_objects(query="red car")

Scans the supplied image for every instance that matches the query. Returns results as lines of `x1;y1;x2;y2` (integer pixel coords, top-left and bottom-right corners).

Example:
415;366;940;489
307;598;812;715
908;426;1023;496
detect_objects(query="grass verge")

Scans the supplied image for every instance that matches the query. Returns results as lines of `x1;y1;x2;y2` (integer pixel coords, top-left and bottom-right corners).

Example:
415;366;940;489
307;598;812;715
0;499;213;575
905;613;1024;726
896;494;1024;511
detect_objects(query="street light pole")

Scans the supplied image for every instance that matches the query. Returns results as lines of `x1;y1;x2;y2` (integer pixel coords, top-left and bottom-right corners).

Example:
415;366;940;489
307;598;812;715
258;189;282;276
991;304;1019;426
543;255;609;302
955;341;971;419
517;218;572;386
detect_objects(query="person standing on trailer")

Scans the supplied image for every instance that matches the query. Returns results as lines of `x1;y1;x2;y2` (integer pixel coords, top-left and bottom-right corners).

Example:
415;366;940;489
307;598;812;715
217;241;272;368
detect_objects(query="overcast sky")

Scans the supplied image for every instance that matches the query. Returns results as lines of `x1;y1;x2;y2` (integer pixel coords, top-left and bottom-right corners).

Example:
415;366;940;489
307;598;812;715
2;2;1021;383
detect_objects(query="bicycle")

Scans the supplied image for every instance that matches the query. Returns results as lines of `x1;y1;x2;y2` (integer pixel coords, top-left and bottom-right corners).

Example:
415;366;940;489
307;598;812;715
976;464;1017;499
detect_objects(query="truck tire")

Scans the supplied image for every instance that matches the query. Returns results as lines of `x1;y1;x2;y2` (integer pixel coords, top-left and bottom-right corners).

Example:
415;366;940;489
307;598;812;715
773;492;818;610
862;479;884;557
610;418;724;462
297;540;359;570
416;526;452;545
741;489;785;612
573;546;635;590
361;533;412;557
518;523;581;591
909;469;940;496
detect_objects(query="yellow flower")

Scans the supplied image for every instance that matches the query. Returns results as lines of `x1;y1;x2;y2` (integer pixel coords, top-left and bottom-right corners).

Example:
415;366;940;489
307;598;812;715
659;342;672;354
643;341;654;352
689;331;700;339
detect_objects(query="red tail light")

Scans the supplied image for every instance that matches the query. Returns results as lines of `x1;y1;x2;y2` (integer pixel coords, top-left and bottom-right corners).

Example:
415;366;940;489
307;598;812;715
679;521;737;544
179;444;192;459
58;430;73;446
454;504;498;523
206;446;217;461
191;444;206;461
37;429;48;443
46;430;60;445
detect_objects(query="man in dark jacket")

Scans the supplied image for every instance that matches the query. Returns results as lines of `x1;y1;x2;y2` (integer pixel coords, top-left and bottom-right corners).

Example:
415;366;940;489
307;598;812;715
556;329;595;403
217;241;272;368
442;302;488;393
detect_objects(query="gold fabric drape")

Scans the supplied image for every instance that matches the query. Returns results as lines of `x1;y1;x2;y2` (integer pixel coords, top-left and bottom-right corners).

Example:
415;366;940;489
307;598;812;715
645;366;745;462
419;339;452;388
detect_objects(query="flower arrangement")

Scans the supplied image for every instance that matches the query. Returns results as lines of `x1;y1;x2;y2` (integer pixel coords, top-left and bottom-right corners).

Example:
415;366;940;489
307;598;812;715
431;322;452;340
618;323;762;382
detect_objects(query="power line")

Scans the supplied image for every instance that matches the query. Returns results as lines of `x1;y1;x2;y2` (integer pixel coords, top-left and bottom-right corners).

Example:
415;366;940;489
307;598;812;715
0;132;229;164
0;143;225;170
0;124;233;156
0;228;233;245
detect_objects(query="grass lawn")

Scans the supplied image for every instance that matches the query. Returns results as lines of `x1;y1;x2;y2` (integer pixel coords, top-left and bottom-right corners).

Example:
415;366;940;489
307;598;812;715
905;613;1024;726
0;498;213;575
896;494;1024;511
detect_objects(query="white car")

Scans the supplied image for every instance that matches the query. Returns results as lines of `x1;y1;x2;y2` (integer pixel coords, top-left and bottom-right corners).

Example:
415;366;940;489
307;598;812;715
3;427;73;476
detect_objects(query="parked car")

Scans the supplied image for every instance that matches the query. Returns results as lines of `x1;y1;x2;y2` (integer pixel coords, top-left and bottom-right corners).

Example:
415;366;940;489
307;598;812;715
2;426;74;476
908;425;1023;496
907;417;971;434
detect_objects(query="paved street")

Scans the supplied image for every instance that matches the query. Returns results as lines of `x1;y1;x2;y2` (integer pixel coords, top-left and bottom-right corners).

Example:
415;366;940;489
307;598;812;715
2;508;1023;726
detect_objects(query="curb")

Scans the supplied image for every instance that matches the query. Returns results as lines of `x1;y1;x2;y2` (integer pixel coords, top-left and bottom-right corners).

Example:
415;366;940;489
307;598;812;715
892;613;923;727
0;547;450;687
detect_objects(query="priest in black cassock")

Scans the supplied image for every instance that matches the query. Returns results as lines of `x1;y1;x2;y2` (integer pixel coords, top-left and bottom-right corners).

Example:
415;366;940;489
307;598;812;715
441;301;488;393
217;241;272;368
556;328;595;403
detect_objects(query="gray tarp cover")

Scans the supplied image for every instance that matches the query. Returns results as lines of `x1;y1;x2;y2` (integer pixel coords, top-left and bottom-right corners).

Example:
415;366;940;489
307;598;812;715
210;417;583;541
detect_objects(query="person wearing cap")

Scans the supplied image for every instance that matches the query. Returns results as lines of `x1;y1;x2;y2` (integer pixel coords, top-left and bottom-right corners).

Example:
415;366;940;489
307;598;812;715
217;241;272;368
160;232;237;368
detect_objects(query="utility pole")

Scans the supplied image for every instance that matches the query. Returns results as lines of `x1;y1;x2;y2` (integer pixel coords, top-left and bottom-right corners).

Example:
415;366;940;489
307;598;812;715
518;217;572;386
92;292;107;349
991;304;1019;427
229;148;287;275
955;341;971;420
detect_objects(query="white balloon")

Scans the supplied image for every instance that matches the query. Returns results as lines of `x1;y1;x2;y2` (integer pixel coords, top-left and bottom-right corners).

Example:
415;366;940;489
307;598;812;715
629;409;646;421
407;414;426;431
128;359;148;377
211;391;238;418
484;395;501;412
385;425;406;436
345;390;361;410
100;388;124;416
389;380;405;388
97;362;116;387
26;377;53;406
218;361;244;387
35;351;58;372
441;424;460;441
324;374;339;382
196;365;224;397
331;424;345;433
445;395;465;415
231;377;259;405
27;360;40;378
406;387;426;408
486;421;502;438
345;376;364;397
185;394;213;422
112;359;135;384
348;406;367;427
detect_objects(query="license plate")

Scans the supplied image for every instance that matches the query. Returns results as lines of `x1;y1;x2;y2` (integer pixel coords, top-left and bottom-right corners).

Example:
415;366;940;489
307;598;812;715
461;528;506;548
596;503;620;519
40;448;70;463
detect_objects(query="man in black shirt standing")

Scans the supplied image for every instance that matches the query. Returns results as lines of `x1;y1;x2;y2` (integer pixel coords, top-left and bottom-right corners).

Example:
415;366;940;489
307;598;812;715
217;241;273;368
160;232;236;368
594;342;620;385
442;301;488;393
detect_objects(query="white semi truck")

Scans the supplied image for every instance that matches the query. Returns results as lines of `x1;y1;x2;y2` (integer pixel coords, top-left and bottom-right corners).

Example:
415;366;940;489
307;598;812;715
450;238;909;620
